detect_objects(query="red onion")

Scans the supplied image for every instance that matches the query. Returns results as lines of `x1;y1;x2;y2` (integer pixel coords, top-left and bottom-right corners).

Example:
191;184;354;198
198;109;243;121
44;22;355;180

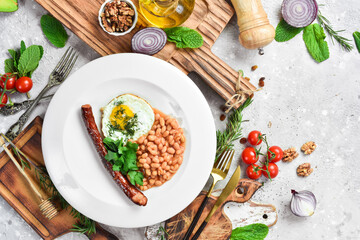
131;28;167;55
281;0;318;28
290;189;317;217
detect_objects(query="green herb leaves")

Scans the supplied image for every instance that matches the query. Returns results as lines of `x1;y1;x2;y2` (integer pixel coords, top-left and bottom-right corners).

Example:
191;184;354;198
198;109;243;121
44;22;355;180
4;41;43;77
41;15;69;48
164;27;203;49
303;24;330;63
354;31;360;53
275;19;303;42
103;138;144;186
230;224;269;240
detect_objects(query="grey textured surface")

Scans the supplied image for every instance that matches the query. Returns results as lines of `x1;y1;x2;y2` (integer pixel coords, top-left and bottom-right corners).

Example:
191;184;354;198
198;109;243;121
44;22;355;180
0;0;360;239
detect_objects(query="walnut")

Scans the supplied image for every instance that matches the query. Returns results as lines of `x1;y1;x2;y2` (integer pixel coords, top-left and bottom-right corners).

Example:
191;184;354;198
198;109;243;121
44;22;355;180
282;147;299;162
101;0;135;33
301;141;316;155
297;163;313;177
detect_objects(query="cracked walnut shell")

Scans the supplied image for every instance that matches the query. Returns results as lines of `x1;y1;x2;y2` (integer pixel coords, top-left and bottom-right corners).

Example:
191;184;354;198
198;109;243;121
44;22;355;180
301;141;316;155
297;163;313;177
282;147;299;162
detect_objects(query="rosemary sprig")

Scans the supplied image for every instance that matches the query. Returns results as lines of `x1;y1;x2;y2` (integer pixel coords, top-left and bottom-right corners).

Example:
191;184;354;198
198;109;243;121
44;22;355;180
216;98;252;161
156;226;169;240
317;10;353;51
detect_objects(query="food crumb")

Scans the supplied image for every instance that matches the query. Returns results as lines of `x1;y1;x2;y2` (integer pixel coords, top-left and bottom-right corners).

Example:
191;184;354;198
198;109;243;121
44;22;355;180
258;79;265;87
268;121;272;128
251;65;258;71
245;77;250;81
220;114;226;121
240;137;247;144
221;106;228;112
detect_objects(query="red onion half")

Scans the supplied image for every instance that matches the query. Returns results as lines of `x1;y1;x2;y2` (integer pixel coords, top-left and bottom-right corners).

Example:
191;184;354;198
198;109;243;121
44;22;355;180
290;189;317;217
131;28;167;55
281;0;318;28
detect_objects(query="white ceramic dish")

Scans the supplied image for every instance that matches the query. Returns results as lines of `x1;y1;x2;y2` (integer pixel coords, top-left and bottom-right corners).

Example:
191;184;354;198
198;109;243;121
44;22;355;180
42;53;216;228
98;0;138;36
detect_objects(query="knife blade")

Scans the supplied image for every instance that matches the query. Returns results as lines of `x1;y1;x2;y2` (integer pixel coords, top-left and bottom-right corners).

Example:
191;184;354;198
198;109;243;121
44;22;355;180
190;166;241;240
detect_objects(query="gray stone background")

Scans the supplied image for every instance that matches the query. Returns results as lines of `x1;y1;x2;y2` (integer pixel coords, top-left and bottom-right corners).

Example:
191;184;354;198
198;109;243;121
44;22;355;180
1;0;360;239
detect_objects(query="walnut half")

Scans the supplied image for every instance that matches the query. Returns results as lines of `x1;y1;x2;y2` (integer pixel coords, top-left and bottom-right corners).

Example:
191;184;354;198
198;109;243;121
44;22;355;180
282;147;299;162
301;141;316;155
297;163;313;177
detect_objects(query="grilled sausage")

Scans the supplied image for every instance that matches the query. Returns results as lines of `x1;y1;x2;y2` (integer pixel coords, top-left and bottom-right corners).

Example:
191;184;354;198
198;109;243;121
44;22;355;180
81;104;148;206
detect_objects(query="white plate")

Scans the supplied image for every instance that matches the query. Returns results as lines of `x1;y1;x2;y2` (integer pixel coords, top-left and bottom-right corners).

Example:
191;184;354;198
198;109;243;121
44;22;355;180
42;53;216;228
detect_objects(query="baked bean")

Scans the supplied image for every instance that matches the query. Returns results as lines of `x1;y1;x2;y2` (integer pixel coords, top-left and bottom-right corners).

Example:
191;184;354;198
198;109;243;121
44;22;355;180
141;153;148;158
156;128;161;135
146;157;151;164
161;146;167;153
155;113;160;120
149;130;155;135
151;163;160;168
140;145;145;151
152;157;159;163
139;158;146;164
155;180;162;186
174;164;179;170
173;142;180;150
144;139;148;145
167;147;175;154
138;136;145;144
145;169;151;176
158;143;163;150
161;126;166;133
160;118;165;126
161;162;167;168
165;165;170;171
171;120;179;129
159;157;164;163
163;131;169;137
170;139;175;146
176;149;183;155
148;135;156;141
152;170;157;176
143;163;150;169
178;157;183;164
167;125;172;131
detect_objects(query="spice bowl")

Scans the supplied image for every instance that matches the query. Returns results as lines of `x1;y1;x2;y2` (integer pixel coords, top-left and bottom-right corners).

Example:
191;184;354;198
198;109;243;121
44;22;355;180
98;0;138;36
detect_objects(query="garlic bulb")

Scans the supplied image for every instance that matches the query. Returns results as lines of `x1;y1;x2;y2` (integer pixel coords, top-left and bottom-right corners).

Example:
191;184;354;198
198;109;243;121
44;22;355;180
290;189;317;217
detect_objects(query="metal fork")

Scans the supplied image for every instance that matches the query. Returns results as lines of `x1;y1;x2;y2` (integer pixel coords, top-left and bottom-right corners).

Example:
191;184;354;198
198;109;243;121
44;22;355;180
183;149;235;240
5;47;78;140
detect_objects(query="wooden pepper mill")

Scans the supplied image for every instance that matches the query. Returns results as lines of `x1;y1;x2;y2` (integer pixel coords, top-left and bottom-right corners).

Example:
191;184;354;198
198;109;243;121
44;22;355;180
231;0;275;49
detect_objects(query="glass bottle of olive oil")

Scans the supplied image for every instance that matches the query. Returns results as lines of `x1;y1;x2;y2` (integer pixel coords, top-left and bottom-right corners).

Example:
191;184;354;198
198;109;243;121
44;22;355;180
139;0;195;28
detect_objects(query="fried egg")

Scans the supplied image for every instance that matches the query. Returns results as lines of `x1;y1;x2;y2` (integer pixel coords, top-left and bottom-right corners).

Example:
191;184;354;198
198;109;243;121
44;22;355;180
102;94;154;141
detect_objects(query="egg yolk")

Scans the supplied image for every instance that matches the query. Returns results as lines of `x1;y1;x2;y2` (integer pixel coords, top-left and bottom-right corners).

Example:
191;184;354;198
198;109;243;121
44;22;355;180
110;104;134;130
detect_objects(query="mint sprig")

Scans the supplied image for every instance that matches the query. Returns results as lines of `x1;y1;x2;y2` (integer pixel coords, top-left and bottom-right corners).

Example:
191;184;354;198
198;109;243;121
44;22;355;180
275;19;303;42
41;15;69;48
230;223;269;240
164;27;203;49
354;31;360;53
303;23;330;63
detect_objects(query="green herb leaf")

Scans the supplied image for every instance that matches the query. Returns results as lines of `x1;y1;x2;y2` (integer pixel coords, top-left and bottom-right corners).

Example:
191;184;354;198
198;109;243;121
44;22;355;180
303;24;330;63
103;137;121;152
230;224;269;240
354;31;360;53
18;45;41;77
275;19;303;42
164;27;203;49
20;41;26;55
40;15;69;48
4;59;16;73
128;171;144;186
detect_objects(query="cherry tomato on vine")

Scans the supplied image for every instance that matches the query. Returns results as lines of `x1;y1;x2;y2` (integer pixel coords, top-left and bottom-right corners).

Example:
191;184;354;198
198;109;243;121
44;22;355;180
246;164;262;180
15;77;33;93
0;73;17;90
262;162;279;179
247;130;262;146
241;147;259;164
0;92;8;107
267;146;283;163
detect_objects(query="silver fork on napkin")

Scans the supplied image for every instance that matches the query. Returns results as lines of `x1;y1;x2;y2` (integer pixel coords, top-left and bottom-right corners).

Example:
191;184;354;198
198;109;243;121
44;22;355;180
5;47;78;140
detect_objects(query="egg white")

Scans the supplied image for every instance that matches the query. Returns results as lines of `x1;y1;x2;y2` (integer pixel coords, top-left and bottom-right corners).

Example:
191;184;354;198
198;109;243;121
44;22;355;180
102;94;155;141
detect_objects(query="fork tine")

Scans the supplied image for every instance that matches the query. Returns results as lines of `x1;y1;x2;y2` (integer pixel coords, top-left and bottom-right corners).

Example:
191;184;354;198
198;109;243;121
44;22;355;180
216;150;230;169
222;150;234;172
52;47;72;74
62;53;78;79
58;50;76;76
219;150;232;171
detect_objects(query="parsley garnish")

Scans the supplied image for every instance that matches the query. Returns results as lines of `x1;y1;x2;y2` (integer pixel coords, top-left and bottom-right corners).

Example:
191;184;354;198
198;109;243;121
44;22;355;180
103;137;144;186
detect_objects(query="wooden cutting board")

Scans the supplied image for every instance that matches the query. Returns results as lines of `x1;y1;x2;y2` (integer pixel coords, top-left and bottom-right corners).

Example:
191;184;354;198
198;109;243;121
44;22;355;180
0;117;118;240
34;0;256;108
164;179;277;240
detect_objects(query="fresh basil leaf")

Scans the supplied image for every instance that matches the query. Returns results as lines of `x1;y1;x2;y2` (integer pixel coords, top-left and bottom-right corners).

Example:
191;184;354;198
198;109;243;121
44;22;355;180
40;15;69;48
20;41;26;55
230;224;269;240
18;45;41;77
275;18;304;42
303;24;330;63
354;31;360;53
4;59;16;73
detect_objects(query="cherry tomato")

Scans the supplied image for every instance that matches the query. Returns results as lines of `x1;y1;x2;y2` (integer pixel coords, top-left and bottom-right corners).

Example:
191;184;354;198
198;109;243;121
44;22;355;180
0;92;8;107
246;164;262;180
241;147;258;164
267;146;283;162
0;73;17;90
15;77;33;93
247;130;262;146
262;162;279;179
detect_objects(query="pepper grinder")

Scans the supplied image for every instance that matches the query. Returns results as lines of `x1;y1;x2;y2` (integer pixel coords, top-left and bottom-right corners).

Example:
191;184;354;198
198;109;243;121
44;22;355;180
231;0;275;49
